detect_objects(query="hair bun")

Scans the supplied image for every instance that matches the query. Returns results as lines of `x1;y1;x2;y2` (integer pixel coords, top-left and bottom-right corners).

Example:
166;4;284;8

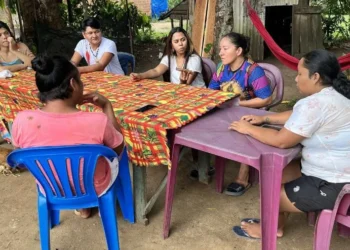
31;55;54;75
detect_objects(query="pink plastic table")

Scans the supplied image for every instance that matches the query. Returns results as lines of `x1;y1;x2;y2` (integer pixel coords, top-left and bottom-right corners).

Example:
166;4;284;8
164;106;302;250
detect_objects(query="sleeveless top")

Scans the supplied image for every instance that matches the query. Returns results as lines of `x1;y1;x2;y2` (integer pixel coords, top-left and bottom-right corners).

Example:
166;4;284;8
1;58;23;66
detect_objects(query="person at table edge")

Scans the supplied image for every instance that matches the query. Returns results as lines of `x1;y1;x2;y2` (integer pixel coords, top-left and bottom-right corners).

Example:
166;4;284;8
191;32;272;195
12;55;124;219
230;49;350;239
0;21;34;72
71;17;124;75
130;27;207;87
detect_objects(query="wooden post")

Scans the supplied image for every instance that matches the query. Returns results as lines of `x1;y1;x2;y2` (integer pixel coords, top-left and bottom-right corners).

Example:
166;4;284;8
298;0;310;7
188;0;195;38
197;151;211;184
125;0;134;54
192;0;209;56
133;165;149;225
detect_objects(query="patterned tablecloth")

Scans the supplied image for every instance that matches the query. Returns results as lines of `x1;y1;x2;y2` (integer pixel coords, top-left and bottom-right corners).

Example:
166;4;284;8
0;70;237;167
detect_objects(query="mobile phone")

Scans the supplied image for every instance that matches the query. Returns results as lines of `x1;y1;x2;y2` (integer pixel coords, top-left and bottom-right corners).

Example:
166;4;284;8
135;104;157;113
176;67;193;74
261;124;282;131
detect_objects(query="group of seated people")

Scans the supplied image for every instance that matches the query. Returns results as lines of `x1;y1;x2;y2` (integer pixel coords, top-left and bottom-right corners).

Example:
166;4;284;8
1;16;350;241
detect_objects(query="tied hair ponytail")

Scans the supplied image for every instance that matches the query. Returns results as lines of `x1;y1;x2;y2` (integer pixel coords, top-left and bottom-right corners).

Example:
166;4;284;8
333;72;350;99
303;50;350;99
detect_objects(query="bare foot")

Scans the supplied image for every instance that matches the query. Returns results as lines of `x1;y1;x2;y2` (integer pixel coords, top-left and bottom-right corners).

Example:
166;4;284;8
241;222;284;238
74;208;91;219
241;221;261;239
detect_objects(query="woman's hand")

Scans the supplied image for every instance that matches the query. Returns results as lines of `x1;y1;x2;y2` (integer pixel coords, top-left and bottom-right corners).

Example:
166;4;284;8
7;37;17;51
177;68;194;84
240;115;265;125
229;120;254;135
82;91;111;109
130;73;142;81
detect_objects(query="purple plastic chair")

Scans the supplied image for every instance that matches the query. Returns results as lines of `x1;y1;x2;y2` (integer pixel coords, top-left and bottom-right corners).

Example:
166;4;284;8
258;63;284;110
202;57;216;87
163;106;301;250
313;184;350;250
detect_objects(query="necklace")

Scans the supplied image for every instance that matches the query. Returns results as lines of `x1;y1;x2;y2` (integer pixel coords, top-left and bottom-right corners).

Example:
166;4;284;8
86;41;100;63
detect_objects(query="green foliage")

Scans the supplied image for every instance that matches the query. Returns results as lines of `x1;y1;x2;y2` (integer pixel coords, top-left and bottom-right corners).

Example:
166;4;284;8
134;30;166;44
59;0;151;40
204;43;213;57
168;0;183;10
0;0;17;14
311;0;350;47
286;98;299;108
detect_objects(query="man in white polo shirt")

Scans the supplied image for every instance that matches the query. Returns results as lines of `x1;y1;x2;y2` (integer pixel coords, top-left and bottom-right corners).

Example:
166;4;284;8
71;17;124;75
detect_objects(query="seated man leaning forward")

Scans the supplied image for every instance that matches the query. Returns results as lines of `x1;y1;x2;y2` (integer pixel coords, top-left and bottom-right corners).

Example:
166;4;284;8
71;17;124;75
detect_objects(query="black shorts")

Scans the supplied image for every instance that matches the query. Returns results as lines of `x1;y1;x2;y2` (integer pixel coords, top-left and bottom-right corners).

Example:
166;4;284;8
285;174;348;212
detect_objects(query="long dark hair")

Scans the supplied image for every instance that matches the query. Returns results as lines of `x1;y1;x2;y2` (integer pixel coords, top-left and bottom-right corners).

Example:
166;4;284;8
162;27;210;84
0;21;14;38
222;32;250;58
303;49;350;99
32;55;81;103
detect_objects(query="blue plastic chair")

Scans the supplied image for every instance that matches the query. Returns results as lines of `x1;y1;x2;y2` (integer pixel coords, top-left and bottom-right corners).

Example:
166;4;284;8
117;52;135;75
7;145;134;250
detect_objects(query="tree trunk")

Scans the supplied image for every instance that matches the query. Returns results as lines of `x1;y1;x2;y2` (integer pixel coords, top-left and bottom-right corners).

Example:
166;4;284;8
18;0;65;45
15;0;25;41
213;0;233;63
4;0;15;37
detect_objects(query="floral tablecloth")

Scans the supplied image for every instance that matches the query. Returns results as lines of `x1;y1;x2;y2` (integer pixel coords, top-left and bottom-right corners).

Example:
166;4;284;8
0;70;237;167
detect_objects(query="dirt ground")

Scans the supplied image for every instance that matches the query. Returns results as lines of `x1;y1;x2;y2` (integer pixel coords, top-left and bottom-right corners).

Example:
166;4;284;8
1;24;350;250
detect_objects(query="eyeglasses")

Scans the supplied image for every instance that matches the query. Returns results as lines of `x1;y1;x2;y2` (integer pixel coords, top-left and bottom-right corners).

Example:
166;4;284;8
84;30;101;36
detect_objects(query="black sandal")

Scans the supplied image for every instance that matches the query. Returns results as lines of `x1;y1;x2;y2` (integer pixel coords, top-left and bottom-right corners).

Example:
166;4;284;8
224;182;251;196
189;166;215;180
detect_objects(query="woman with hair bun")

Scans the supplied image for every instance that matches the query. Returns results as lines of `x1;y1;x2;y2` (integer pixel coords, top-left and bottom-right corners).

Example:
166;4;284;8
11;55;124;219
229;49;350;239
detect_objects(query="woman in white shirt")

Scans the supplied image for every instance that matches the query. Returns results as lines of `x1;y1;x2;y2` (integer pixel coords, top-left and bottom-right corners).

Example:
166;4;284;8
229;49;350;239
131;27;207;87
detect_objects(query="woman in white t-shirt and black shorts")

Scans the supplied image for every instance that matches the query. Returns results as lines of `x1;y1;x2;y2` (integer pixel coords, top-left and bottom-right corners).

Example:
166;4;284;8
130;27;208;87
228;49;350;240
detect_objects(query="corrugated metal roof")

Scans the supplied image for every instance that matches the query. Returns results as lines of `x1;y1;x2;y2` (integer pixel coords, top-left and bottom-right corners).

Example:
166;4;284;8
233;0;299;60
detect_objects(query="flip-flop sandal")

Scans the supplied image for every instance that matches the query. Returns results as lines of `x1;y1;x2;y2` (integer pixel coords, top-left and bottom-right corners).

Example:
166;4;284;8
241;218;260;224
74;209;91;219
224;182;252;196
232;226;260;240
